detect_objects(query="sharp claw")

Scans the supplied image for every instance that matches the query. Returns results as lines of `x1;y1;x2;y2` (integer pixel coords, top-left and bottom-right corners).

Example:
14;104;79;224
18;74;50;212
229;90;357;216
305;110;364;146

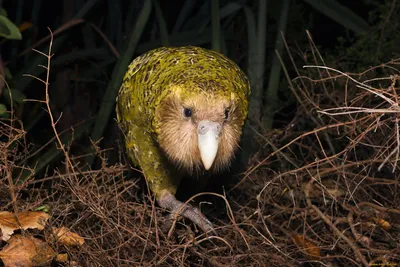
177;204;214;233
157;191;215;233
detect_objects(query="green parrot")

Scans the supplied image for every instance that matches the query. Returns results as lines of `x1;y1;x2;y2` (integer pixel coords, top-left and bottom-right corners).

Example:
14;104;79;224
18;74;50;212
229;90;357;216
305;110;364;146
116;46;250;232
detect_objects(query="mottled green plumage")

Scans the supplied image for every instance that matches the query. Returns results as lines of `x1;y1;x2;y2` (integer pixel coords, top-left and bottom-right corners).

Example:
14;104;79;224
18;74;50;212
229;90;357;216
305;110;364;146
116;46;249;202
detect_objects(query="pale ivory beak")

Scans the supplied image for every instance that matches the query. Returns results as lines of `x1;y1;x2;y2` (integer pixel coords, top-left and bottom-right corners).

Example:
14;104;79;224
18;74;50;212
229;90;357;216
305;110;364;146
197;120;221;170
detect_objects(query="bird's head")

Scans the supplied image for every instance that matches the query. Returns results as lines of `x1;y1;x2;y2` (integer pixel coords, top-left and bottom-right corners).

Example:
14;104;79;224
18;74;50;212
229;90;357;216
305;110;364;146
154;83;248;174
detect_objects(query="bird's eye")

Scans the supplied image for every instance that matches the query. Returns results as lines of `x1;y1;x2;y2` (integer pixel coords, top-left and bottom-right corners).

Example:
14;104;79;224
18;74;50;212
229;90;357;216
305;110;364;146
184;108;192;118
224;108;230;120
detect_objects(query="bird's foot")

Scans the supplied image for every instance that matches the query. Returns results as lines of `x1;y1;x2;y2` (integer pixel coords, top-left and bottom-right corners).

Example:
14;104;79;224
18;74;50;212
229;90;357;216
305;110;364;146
157;191;214;233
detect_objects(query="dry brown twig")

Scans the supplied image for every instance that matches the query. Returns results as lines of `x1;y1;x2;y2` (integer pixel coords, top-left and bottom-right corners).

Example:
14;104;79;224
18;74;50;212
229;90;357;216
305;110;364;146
23;28;77;181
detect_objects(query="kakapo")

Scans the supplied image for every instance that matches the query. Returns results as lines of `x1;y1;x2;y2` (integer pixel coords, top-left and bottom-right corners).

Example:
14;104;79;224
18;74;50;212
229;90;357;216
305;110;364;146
116;46;250;232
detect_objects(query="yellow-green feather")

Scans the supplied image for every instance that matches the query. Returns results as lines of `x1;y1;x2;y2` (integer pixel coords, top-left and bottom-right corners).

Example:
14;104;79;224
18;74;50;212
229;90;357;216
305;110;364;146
116;46;249;198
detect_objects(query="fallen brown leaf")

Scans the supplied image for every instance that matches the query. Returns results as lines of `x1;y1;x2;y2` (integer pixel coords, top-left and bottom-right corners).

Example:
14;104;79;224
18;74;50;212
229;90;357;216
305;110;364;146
51;227;85;247
0;211;51;241
0;234;55;267
292;234;321;260
55;253;69;263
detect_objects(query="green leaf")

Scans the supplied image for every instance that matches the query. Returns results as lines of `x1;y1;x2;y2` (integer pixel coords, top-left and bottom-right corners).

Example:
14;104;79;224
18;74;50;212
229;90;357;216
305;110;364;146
243;7;256;55
4;67;12;79
172;0;196;33
302;0;369;34
0;9;7;17
153;0;170;46
0;15;22;40
88;0;152;165
211;0;221;52
263;0;290;129
73;0;100;19
10;88;26;103
3;88;26;104
0;103;7;115
32;121;92;176
240;1;267;169
220;2;242;18
35;205;50;213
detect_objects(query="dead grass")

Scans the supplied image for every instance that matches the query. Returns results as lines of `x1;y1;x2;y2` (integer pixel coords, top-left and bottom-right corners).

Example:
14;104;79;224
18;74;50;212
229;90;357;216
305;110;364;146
0;32;399;266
